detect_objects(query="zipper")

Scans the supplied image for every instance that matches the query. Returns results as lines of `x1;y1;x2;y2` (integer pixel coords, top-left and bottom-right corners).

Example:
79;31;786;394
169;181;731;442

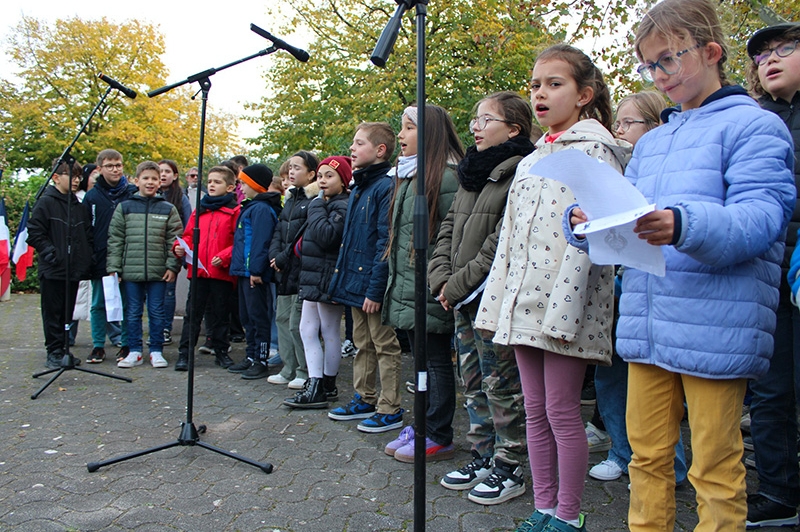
144;199;150;280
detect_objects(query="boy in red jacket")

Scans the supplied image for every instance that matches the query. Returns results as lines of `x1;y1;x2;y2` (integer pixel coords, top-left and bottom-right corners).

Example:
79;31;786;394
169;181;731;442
173;165;240;371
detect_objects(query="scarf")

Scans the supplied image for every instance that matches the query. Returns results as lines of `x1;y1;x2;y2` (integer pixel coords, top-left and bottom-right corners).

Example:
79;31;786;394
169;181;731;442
396;155;417;179
97;174;131;202
456;136;535;192
199;192;236;213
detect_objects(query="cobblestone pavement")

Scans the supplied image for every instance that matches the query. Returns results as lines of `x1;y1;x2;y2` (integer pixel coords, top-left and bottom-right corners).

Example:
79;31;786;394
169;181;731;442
0;294;794;531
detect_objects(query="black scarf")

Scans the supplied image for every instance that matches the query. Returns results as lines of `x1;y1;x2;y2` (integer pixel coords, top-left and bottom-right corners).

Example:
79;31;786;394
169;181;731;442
96;174;132;202
456;136;536;192
199;192;236;213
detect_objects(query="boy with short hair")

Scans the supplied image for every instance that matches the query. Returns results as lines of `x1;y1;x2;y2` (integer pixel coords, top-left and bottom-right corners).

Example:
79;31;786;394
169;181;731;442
83;149;137;364
229;163;279;378
327;122;405;433
173;165;240;371
107;161;183;368
27;158;93;368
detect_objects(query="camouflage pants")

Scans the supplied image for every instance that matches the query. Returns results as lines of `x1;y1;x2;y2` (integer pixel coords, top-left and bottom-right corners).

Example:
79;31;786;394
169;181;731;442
455;305;526;465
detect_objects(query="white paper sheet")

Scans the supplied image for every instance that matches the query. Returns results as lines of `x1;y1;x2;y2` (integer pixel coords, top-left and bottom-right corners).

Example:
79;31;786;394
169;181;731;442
177;237;208;273
102;273;123;322
527;150;666;276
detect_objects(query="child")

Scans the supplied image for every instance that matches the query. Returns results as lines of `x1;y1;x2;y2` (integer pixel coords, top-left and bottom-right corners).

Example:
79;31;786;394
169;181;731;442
268;151;319;389
746;22;800;529
382;105;463;462
478;44;631;531
172;165;240;372
567;2;795;529
27;158;93;368
428;92;536;503
83;149;138;364
283;155;351;408
107;161;183;368
327;122;404;433
230;164;279;375
158;159;193;346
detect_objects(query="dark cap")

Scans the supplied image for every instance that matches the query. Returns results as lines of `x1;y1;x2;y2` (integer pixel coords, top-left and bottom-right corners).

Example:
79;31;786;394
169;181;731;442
747;23;800;58
82;163;98;180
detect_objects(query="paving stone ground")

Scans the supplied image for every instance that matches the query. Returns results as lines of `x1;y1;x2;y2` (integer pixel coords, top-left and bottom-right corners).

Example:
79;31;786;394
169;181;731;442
0;293;796;531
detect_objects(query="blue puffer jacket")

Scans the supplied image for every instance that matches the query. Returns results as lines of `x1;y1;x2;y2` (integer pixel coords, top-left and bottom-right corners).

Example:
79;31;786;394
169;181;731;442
230;193;278;279
329;161;393;307
615;87;795;380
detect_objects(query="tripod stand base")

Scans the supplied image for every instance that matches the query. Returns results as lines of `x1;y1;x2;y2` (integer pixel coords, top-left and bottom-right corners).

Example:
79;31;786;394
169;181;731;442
31;357;132;399
87;422;273;474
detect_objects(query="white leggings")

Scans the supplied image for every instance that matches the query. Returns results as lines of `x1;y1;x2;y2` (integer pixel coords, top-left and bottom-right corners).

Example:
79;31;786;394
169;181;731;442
299;300;343;379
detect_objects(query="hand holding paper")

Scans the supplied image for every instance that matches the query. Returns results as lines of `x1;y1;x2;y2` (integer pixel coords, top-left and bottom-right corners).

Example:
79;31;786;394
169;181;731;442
176;237;208;274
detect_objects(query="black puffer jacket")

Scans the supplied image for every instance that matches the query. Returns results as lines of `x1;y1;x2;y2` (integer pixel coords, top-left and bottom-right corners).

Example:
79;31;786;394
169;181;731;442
27;186;93;281
269;181;320;295
297;191;349;303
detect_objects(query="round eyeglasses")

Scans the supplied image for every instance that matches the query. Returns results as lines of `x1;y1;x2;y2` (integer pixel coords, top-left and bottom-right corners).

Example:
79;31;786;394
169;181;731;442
469;115;512;132
753;40;798;66
613;119;647;132
636;44;701;83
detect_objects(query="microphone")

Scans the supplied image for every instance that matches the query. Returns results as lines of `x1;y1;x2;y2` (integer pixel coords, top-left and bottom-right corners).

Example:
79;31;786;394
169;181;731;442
250;24;309;63
97;73;137;99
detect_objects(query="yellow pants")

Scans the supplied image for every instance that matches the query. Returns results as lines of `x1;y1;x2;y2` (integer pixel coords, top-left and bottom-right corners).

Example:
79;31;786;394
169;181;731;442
627;362;747;532
351;307;402;414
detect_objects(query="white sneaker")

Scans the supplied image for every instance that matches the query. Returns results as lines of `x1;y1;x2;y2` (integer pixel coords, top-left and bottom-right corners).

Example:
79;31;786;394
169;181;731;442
267;374;290;385
589;459;624;481
586;422;612;453
288;377;306;390
118;351;143;368
150;351;168;368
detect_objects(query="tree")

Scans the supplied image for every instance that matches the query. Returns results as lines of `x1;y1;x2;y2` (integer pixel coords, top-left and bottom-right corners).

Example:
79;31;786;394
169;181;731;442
0;16;240;178
246;0;643;159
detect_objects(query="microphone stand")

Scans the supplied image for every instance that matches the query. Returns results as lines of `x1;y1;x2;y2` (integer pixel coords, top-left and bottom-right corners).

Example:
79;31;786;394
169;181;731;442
88;48;279;474
31;85;133;400
372;2;428;530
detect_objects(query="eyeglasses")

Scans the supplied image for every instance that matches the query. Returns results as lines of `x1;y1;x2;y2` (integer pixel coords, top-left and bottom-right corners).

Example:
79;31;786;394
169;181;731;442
753;40;798;66
613;119;647;132
469;115;512;132
102;163;123;170
637;44;701;82
187;174;198;178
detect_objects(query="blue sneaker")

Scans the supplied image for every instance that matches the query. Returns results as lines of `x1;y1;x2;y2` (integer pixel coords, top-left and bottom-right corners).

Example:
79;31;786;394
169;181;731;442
541;514;586;532
328;393;376;421
515;510;552;532
357;409;404;433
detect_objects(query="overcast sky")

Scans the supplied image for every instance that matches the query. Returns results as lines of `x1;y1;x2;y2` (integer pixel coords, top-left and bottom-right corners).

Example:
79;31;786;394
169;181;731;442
0;1;308;142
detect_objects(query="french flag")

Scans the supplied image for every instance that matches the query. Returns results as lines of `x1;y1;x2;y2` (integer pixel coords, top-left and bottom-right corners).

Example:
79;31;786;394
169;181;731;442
0;198;10;295
12;201;34;282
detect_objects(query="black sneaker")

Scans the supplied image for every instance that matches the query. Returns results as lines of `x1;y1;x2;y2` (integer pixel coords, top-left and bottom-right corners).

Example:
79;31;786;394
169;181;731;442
746;493;799;529
440;450;493;490
86;347;106;364
467;458;526;505
163;330;172;345
198;338;213;355
743;435;754;452
241;362;269;380
580;381;596;406
227;358;253;373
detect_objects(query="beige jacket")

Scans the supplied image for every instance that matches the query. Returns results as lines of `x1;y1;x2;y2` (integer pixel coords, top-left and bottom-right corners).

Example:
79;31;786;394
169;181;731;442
475;119;631;364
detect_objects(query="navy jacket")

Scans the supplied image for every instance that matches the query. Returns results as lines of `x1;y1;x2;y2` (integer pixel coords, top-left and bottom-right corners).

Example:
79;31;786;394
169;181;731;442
230;193;278;279
83;175;137;278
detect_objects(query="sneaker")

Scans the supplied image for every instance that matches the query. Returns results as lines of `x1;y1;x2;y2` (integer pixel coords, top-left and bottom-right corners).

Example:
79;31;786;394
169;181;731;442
741;410;751;433
385;426;414;456
586;422;612;453
229;334;246;343
241;362;269;380
394;438;455;463
267;373;291;385
162;330;172;345
341;339;356;358
440;450;493;490
46;352;62;369
150;351;168;368
288;377;306;390
515;510;553;532
745;453;757;469
406;380;416;394
228;358;253;373
743;435;754;452
357;410;404;433
114;346;130;363
198;339;213;355
580;381;596;405
328;393;377;421
267;353;282;366
468;459;526;505
541;514;586;531
86;347;106;364
118;351;143;368
746;493;799;529
589;459;624;481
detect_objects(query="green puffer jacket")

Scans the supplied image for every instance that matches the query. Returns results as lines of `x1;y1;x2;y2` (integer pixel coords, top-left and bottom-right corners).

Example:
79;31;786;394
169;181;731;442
107;194;183;282
383;166;458;333
428;155;522;306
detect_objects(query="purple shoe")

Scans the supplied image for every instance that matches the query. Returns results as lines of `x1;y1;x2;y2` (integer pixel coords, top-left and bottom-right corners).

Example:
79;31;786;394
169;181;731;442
394;437;455;463
384;426;414;456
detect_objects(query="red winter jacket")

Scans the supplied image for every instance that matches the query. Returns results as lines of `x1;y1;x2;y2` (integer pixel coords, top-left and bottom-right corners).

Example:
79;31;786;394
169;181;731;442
172;203;239;283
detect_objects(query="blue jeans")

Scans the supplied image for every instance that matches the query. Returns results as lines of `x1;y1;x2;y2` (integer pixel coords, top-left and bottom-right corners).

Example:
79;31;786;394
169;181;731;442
163;280;176;334
122;280;166;353
596;352;688;484
749;297;800;507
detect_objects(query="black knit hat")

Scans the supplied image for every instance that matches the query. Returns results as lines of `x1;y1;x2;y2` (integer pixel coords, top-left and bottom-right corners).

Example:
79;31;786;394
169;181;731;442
82;163;98;180
747;23;800;58
239;163;273;193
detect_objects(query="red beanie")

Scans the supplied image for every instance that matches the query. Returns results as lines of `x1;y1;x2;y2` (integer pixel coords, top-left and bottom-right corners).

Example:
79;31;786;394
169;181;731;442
317;156;353;189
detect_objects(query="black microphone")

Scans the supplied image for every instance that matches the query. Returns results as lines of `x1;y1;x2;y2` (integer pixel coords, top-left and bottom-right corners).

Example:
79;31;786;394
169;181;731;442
97;73;137;99
250;24;309;63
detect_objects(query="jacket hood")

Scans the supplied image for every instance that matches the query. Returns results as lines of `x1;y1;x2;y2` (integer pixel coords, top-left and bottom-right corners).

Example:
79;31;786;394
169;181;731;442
537;119;632;170
286;181;321;201
661;85;750;122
